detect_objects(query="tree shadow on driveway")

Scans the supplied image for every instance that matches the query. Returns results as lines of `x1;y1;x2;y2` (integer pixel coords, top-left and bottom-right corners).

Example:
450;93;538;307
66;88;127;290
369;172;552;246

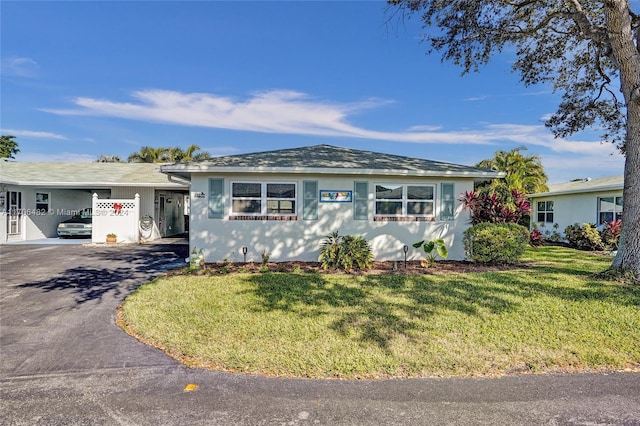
16;245;189;305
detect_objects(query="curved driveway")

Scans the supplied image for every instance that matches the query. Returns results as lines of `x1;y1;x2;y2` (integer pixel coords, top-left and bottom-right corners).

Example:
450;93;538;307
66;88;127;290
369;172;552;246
1;243;639;425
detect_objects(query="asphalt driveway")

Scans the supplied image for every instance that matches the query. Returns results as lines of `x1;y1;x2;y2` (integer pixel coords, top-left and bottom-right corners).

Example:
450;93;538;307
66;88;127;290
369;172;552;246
1;243;639;425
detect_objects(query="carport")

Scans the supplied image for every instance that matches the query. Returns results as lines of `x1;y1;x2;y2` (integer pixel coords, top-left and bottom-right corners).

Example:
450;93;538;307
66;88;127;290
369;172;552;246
0;161;189;244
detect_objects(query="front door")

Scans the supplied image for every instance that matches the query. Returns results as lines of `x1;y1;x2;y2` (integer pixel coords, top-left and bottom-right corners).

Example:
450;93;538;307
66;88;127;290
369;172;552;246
7;191;23;237
154;191;186;237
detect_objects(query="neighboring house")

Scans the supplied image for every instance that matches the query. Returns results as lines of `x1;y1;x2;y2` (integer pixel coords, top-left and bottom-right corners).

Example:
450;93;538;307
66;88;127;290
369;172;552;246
0;161;189;244
528;175;624;237
161;144;503;262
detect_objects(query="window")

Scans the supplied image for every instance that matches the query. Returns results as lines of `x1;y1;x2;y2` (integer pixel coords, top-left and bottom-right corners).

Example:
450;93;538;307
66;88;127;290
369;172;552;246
440;183;455;221
354;181;368;220
208;178;224;218
232;182;296;216
36;192;50;213
598;196;623;224
267;183;296;214
303;181;318;220
537;201;554;223
375;184;435;217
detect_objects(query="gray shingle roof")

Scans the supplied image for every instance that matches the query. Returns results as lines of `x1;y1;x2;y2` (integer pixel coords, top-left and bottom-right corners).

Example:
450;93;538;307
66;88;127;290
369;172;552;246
0;160;188;188
529;175;623;197
161;144;502;178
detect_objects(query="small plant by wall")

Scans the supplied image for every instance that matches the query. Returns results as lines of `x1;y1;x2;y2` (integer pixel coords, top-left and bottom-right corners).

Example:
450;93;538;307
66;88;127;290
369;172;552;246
412;239;448;267
189;247;205;270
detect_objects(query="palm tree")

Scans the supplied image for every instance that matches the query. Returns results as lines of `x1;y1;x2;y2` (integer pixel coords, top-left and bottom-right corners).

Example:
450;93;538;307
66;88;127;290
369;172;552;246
127;146;170;163
128;145;211;163
169;144;212;162
476;147;548;198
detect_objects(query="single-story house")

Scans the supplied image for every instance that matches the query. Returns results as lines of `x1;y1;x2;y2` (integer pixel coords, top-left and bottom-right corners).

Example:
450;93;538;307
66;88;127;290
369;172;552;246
0;160;189;244
528;175;624;236
160;144;503;262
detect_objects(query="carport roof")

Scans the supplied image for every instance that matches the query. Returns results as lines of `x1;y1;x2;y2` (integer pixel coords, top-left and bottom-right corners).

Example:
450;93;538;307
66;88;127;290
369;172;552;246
161;144;503;179
0;161;189;188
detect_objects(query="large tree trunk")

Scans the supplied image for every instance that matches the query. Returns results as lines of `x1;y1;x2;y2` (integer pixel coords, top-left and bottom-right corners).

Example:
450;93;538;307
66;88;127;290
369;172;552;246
606;0;640;277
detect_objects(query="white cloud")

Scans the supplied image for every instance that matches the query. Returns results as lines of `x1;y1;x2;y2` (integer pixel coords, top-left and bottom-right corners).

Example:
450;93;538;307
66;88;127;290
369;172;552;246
465;96;487;102
481;124;619;156
1;129;67;140
1;57;39;78
407;125;443;132
41;88;624;172
43;89;496;145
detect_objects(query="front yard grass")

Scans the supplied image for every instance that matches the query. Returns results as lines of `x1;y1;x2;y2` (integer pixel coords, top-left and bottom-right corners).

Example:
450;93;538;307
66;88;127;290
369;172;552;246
118;246;639;379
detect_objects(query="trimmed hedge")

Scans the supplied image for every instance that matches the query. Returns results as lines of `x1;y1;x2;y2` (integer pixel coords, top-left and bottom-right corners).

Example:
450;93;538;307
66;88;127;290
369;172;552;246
464;223;530;264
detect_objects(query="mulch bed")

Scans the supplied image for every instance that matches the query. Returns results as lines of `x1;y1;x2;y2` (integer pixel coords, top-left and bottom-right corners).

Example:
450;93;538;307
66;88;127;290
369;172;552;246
179;260;519;276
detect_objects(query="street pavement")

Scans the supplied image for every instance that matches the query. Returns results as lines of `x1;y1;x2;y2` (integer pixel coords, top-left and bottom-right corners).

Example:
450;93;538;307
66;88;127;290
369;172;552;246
1;243;639;425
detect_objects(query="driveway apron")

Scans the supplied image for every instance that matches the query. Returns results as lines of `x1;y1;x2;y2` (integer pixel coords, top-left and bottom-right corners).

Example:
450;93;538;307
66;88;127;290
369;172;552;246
1;243;188;376
1;243;639;425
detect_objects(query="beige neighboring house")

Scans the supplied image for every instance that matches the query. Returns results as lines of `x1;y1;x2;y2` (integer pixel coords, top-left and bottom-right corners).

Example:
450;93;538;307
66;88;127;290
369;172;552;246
161;144;503;262
528;175;624;236
0;160;189;244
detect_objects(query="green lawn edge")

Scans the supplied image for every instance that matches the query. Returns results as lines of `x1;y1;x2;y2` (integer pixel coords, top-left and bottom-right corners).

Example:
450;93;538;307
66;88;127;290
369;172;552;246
118;246;640;379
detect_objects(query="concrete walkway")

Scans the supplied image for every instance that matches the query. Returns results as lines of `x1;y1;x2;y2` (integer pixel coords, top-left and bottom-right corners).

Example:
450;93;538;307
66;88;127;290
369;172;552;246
1;243;639;425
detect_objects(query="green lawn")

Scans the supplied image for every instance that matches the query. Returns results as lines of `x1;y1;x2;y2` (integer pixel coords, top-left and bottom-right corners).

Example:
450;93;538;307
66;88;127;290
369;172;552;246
118;246;639;378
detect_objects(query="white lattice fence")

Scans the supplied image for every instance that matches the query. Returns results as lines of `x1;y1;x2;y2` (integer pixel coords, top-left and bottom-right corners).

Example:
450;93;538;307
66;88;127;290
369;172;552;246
92;193;140;243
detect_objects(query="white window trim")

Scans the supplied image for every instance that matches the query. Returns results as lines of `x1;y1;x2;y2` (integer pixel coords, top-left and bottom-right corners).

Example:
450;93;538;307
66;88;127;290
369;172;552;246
374;183;436;218
230;181;297;216
36;191;51;213
597;196;623;224
536;200;554;223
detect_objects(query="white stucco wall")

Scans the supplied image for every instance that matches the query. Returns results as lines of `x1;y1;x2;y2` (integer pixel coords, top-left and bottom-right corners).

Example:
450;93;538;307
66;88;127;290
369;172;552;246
189;173;474;262
531;189;624;236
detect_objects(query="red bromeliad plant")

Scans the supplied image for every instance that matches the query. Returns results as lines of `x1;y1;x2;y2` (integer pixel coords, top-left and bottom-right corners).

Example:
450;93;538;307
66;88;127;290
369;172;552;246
461;190;531;225
601;219;623;250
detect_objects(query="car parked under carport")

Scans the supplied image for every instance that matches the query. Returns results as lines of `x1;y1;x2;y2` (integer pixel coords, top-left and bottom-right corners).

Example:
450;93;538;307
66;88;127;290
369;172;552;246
57;208;92;238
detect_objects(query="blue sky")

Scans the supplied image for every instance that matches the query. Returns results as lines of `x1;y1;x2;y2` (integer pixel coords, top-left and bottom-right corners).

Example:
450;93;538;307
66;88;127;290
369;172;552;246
1;1;626;184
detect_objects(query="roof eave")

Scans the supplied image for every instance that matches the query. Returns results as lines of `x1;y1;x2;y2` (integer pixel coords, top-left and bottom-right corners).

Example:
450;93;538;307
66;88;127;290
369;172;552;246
0;181;188;188
529;184;624;198
160;165;503;179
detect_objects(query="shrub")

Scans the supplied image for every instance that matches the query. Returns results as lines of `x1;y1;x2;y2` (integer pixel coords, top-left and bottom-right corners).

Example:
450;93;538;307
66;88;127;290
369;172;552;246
319;231;373;271
564;223;604;251
600;220;622;250
529;229;545;246
464;223;530;264
461;189;531;225
539;222;563;243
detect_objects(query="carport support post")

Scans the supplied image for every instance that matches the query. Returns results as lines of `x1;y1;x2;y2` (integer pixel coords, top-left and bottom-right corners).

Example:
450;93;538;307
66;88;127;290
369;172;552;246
133;193;140;243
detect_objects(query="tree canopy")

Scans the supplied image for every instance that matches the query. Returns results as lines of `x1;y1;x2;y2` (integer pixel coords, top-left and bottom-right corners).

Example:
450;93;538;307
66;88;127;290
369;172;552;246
475;147;549;198
95;154;123;163
388;0;640;277
127;144;211;163
0;135;20;159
